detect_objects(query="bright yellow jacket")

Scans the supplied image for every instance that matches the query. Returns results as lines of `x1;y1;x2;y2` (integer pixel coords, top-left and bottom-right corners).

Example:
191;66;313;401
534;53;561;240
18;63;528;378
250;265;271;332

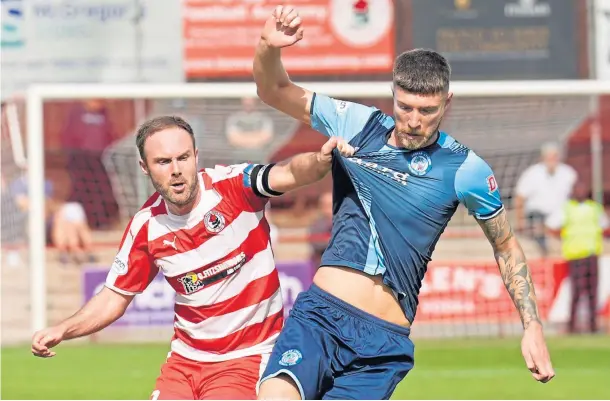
560;200;604;261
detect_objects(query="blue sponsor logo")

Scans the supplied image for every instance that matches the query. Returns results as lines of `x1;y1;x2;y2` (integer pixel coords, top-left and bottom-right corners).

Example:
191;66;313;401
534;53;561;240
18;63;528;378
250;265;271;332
1;0;25;48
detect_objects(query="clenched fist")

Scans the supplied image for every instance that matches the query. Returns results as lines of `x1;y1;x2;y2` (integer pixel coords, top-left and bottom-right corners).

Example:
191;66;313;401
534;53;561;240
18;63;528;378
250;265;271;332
318;136;356;164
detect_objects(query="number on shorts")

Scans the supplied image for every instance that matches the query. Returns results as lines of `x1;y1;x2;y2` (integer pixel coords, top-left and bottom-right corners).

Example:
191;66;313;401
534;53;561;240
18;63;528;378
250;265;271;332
151;390;161;400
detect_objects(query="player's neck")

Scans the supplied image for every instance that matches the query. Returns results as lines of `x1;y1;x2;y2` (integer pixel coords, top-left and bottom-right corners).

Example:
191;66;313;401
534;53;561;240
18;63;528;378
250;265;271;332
167;186;202;216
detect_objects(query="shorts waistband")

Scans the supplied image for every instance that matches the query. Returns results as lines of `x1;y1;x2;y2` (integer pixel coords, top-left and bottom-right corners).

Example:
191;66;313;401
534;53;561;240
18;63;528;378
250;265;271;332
307;283;411;337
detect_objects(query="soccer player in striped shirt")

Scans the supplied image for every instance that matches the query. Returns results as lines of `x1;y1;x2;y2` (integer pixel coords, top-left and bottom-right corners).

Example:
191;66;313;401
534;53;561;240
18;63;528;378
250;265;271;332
31;115;355;400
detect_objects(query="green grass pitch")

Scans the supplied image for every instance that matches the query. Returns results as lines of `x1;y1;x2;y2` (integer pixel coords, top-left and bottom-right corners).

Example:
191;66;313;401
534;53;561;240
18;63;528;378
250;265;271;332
2;335;609;399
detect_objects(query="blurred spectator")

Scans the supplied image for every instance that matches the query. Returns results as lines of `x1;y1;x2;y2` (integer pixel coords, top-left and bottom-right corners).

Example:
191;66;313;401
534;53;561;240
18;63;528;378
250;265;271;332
61;99;119;228
61;99;114;152
10;171;55;244
1;172;27;245
309;191;334;269
546;182;609;334
225;97;274;161
514;142;577;257
10;171;96;265
51;201;96;265
1;173;26;269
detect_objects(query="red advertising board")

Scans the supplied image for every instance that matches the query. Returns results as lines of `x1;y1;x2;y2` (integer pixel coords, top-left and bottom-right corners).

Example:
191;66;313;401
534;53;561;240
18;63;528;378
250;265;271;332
183;0;395;78
416;260;556;323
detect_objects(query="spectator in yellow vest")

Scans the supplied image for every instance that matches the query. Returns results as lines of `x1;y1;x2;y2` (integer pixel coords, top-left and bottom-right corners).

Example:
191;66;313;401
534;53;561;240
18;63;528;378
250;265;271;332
546;182;609;333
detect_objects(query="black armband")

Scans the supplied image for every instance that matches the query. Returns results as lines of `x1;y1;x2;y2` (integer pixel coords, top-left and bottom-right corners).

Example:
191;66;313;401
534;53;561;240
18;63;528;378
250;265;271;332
249;164;284;198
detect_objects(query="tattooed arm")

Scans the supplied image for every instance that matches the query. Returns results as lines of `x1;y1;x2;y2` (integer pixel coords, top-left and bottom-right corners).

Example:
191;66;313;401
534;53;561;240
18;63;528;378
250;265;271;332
477;209;555;383
477;209;541;329
456;151;553;382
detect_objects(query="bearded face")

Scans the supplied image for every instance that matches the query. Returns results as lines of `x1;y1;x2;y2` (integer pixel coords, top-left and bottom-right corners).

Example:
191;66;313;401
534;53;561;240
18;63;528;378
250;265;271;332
391;87;451;150
140;127;200;215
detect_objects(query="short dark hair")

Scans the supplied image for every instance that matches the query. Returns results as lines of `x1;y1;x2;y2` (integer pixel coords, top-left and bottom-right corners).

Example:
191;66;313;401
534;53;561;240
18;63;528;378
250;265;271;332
393;49;451;95
136;115;195;161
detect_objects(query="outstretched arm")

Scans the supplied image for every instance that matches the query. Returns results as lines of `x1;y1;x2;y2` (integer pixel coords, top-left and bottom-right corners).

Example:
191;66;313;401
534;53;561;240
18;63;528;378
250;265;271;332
254;6;378;142
266;137;354;193
60;286;133;340
455;152;554;383
253;5;313;125
32;287;133;357
477;210;555;383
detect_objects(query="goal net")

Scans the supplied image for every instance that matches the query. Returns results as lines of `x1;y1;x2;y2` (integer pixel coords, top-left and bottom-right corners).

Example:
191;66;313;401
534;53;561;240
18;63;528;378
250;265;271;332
9;80;608;344
1;98;33;343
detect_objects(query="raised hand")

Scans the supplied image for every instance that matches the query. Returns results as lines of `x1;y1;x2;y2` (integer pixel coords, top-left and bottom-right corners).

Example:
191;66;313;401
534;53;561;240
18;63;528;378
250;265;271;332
261;5;304;48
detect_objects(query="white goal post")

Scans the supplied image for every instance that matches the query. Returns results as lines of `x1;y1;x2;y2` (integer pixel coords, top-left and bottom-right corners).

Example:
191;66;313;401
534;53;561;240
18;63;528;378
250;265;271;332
26;80;610;333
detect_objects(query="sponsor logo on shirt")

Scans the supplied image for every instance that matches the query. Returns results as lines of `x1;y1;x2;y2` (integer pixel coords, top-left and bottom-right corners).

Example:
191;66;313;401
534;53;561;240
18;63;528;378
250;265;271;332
487;175;498;193
178;252;246;294
347;157;409;185
112;257;127;275
334;99;350;114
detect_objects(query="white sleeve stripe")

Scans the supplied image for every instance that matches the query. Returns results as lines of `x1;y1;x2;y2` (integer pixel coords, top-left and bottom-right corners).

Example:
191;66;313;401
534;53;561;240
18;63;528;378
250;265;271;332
477;205;505;221
107;197;158;285
116;205;155;259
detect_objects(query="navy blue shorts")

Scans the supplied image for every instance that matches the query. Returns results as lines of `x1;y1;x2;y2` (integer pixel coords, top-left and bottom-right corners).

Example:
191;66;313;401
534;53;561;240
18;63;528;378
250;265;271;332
258;284;414;400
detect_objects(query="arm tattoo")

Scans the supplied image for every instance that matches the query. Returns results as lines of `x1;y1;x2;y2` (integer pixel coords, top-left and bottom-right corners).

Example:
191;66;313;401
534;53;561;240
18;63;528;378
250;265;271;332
478;210;541;329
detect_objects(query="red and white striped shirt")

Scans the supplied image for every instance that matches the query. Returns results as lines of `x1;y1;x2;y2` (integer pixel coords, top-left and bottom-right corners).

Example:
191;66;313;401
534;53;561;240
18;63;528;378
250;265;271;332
105;163;284;362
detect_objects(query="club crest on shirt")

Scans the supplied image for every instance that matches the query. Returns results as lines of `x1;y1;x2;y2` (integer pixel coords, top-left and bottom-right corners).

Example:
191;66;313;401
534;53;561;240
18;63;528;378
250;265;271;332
204;210;225;233
279;349;303;366
407;151;432;176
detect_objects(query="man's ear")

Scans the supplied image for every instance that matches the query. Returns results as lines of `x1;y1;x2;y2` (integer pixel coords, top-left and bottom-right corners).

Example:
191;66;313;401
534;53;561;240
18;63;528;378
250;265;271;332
139;159;149;176
445;92;454;109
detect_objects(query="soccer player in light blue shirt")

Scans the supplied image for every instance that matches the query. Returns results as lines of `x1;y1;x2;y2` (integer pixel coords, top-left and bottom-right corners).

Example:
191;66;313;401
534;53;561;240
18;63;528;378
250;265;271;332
253;5;555;400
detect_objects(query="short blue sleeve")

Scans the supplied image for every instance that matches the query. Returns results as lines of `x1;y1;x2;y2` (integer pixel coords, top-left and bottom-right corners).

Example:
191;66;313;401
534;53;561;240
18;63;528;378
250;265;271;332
310;93;377;141
454;151;504;220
